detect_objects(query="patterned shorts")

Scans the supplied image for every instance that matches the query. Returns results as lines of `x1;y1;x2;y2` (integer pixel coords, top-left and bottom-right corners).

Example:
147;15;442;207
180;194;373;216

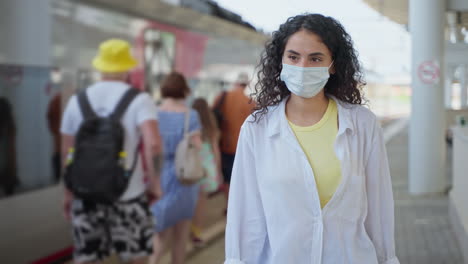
71;195;154;263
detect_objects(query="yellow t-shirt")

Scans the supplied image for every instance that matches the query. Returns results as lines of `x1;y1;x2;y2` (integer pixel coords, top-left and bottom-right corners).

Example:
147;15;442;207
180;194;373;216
288;99;341;208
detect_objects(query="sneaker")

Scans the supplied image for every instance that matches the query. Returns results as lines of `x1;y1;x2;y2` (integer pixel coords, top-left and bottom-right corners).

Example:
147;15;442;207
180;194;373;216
190;225;205;248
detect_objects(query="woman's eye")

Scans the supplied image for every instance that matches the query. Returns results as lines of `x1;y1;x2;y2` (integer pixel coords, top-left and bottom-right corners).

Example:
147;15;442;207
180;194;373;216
311;57;322;62
288;55;298;61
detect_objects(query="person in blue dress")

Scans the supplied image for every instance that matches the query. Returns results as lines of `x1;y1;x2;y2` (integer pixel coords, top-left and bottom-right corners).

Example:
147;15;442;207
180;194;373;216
151;72;201;264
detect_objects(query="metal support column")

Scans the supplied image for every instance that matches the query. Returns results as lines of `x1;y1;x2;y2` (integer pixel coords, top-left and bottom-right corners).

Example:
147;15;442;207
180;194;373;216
409;0;447;194
445;66;454;108
460;65;468;108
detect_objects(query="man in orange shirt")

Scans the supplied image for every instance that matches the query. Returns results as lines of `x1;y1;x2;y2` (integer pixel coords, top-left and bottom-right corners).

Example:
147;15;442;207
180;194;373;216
213;73;255;204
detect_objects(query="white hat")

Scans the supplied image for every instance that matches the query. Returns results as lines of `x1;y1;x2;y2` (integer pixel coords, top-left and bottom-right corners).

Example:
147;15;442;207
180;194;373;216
235;72;250;84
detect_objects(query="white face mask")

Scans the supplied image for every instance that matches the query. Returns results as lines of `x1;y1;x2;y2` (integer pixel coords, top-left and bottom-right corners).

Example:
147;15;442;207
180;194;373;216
280;63;333;98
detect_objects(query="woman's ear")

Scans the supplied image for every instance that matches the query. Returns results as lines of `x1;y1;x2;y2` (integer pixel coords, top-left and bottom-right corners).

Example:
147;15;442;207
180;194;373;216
329;62;336;75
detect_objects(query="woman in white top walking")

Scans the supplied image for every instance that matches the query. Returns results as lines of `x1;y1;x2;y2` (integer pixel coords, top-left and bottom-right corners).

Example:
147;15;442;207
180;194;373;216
225;14;399;264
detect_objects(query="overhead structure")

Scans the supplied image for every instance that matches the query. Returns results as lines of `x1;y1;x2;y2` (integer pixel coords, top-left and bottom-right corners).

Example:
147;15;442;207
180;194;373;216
77;0;268;45
363;0;468;27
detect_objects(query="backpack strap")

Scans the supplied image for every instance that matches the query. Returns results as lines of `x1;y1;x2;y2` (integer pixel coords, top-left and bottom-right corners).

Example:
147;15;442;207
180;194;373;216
111;87;140;121
112;88;141;177
77;90;97;119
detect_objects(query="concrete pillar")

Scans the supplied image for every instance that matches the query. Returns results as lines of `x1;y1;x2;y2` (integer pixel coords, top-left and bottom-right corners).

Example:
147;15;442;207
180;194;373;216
445;66;454;108
0;3;71;263
460;65;468;108
409;0;447;194
0;0;51;66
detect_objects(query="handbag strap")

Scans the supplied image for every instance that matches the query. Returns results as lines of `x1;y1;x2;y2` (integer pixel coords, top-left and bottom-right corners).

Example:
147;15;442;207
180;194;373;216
184;108;190;136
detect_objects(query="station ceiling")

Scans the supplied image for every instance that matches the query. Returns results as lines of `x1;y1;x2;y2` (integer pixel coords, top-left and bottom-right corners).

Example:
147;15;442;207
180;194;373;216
78;0;268;45
363;0;468;28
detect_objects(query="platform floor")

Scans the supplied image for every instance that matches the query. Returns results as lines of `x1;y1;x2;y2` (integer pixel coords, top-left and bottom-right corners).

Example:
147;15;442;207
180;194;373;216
67;120;466;264
183;121;466;264
389;127;464;264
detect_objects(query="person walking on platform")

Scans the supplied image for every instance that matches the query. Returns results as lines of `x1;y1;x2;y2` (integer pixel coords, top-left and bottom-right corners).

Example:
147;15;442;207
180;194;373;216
47;91;62;182
0;97;18;197
190;98;222;246
225;14;399;264
151;72;202;264
61;39;163;264
212;73;255;209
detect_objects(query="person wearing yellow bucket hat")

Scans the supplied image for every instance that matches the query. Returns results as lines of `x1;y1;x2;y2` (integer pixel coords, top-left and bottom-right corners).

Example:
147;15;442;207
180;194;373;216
92;38;138;73
60;38;163;264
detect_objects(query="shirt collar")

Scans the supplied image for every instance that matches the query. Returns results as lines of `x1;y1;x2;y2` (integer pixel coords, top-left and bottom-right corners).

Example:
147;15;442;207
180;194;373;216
266;95;356;138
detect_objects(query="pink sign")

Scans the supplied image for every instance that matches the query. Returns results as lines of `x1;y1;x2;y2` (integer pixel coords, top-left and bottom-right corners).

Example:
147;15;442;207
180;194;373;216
417;60;440;85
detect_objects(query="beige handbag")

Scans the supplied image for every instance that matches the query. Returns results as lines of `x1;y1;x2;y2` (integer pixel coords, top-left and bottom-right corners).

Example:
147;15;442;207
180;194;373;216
175;110;206;185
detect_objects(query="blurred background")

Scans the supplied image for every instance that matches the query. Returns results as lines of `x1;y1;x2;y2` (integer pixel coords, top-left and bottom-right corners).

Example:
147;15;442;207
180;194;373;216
0;0;467;263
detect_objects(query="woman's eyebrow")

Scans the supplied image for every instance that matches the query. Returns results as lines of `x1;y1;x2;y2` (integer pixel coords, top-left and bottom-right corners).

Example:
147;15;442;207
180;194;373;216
308;52;325;57
286;50;325;57
286;50;300;55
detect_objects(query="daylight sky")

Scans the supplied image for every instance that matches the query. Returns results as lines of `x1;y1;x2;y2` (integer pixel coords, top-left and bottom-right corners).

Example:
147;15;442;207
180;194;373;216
215;0;411;82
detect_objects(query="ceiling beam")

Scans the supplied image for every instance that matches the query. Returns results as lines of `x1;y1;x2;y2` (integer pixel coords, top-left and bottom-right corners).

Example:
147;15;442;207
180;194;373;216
448;0;468;11
363;0;468;27
446;43;468;64
76;0;269;45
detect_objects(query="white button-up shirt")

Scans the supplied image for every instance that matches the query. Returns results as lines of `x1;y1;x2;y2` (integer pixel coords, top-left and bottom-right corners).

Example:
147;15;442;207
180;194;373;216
225;98;399;264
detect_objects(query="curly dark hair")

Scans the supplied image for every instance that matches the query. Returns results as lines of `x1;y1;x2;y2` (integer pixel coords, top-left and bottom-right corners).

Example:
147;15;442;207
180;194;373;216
253;13;366;122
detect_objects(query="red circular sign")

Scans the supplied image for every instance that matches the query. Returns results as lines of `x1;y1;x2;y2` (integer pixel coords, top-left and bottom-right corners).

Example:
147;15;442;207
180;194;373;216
417;61;440;85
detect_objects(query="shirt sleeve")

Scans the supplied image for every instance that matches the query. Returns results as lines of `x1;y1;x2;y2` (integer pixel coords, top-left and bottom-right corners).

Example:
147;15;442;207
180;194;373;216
135;93;158;125
364;122;400;264
60;95;81;136
225;124;268;264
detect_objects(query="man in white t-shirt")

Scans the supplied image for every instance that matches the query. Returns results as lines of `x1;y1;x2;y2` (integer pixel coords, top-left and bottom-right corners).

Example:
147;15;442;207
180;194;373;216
60;39;162;264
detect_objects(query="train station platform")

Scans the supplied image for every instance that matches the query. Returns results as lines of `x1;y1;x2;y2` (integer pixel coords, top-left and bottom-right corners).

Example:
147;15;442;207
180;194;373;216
388;125;464;264
64;119;465;264
182;119;466;264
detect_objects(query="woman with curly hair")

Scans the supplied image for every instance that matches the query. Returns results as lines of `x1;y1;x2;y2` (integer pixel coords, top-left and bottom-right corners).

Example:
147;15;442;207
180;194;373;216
225;14;399;264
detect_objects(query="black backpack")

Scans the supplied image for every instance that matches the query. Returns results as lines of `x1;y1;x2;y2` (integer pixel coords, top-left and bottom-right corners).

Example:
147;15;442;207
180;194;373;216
64;88;140;203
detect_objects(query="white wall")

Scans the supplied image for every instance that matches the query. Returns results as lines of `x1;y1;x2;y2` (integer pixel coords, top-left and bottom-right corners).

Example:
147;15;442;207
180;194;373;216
0;1;69;262
450;126;468;261
0;0;56;191
0;0;51;66
9;67;54;189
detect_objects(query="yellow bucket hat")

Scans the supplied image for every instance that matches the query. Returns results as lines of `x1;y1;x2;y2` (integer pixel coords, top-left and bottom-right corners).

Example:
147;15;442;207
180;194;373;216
92;39;138;73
